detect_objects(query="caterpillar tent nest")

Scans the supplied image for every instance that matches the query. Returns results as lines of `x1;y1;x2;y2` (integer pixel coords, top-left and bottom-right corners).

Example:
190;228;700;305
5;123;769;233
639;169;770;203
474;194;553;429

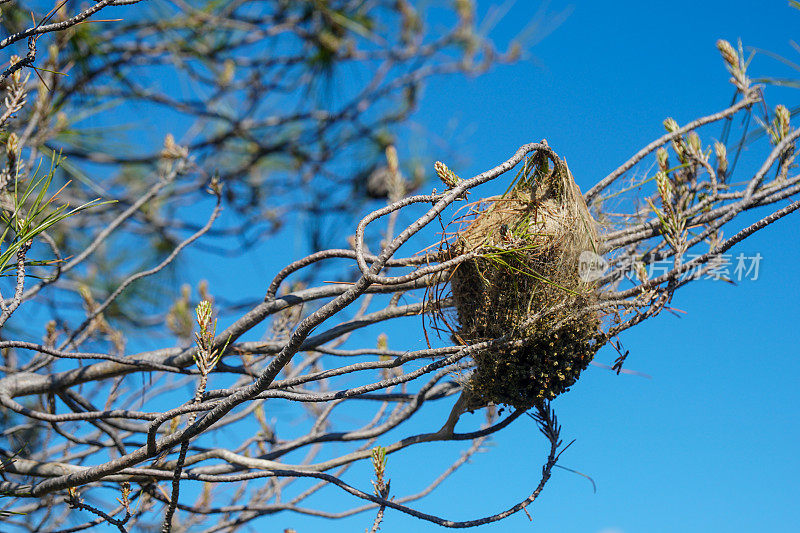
435;147;604;411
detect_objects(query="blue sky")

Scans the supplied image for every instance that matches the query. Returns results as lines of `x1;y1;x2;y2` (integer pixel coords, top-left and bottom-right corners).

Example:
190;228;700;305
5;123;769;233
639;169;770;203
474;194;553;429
34;1;797;531
258;2;800;532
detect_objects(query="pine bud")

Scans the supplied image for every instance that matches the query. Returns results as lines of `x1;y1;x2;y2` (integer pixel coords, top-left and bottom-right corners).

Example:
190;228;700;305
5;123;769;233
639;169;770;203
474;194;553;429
775;104;791;139
434;161;460;188
656;170;673;211
687;132;701;155
716;39;739;68
656;147;669;172
6;133;19;158
663;117;679;133
714;142;728;174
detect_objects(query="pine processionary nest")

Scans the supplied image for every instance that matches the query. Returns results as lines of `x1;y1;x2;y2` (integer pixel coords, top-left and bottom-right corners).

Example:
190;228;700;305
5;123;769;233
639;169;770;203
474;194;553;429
440;149;603;411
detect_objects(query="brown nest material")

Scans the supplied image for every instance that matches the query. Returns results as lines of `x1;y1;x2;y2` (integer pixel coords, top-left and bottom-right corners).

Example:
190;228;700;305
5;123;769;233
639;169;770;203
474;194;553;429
441;149;603;411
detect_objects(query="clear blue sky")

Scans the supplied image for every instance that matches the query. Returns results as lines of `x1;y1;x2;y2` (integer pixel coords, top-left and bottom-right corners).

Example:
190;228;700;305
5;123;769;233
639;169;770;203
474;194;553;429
171;1;800;531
